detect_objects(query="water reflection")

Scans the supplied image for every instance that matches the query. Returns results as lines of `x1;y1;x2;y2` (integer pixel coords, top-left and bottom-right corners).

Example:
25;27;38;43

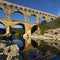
47;56;60;60
12;38;60;60
13;39;23;48
29;50;37;58
6;30;60;60
31;40;38;48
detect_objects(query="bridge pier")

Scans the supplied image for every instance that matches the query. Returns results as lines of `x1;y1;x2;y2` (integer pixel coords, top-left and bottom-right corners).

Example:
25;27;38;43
23;25;32;48
36;16;40;23
45;17;49;22
6;26;10;35
6;10;12;20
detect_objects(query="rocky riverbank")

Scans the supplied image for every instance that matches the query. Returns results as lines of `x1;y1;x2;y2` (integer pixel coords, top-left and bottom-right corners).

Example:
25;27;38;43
0;40;19;60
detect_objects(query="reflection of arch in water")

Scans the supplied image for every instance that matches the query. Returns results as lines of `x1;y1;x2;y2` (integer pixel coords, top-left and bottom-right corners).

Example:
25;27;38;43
40;16;46;22
12;39;25;50
31;40;38;48
0;8;6;19
0;22;6;34
31;25;38;34
10;11;25;22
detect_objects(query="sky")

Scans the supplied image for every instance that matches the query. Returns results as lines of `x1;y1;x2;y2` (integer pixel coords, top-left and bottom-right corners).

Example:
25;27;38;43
6;0;60;16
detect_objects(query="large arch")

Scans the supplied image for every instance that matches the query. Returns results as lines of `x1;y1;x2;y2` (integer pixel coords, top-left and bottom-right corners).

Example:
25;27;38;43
11;23;25;38
31;40;38;48
10;11;25;22
48;18;53;22
0;8;6;19
31;25;38;34
0;23;6;35
40;16;46;22
29;14;36;23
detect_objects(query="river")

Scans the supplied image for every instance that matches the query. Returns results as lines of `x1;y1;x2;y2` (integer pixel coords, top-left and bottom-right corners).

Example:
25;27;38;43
12;38;60;60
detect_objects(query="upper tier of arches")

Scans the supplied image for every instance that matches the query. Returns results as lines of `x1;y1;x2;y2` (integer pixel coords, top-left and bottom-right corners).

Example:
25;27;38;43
0;1;58;23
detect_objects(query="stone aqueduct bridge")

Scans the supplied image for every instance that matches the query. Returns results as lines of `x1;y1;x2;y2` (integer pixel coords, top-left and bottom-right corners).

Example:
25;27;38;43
0;0;59;52
0;0;58;37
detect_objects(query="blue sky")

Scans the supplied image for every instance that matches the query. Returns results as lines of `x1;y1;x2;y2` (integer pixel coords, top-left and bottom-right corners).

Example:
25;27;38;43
7;0;60;16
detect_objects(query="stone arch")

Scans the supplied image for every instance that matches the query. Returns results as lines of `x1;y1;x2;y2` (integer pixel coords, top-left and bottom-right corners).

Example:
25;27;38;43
11;23;25;35
40;16;46;22
0;7;6;19
13;23;25;29
31;25;38;34
10;11;25;22
0;22;6;35
48;18;53;22
29;14;36;23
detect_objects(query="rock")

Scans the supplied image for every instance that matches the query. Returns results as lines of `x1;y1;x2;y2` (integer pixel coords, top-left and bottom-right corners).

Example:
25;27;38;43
3;45;19;60
0;41;19;60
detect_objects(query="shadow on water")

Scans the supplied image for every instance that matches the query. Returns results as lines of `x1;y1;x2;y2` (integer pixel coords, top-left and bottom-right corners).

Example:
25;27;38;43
47;56;60;60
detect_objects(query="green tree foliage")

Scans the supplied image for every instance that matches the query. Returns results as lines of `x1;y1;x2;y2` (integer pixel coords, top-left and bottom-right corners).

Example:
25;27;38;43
38;17;60;34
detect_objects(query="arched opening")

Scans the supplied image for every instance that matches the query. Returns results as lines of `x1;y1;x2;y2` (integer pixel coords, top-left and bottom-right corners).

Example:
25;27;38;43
10;11;25;22
0;8;6;19
31;40;38;48
11;23;25;39
31;25;38;34
40;16;46;22
11;23;25;50
29;15;36;23
48;18;53;22
0;23;6;35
